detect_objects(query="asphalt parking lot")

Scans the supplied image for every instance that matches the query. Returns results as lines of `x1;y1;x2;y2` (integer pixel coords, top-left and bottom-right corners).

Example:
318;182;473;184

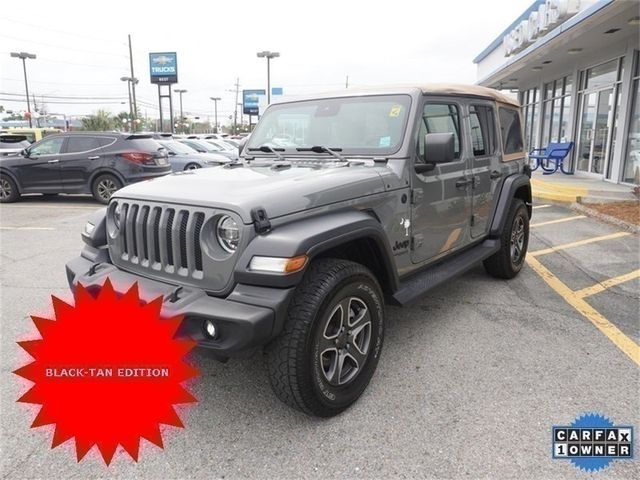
1;194;638;479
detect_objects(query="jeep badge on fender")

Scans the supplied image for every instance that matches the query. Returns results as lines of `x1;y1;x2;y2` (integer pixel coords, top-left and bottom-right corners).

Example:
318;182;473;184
66;84;532;417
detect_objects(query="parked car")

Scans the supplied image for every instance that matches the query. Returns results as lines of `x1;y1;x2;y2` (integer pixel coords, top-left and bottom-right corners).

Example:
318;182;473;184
66;85;531;417
0;127;62;143
0;134;31;157
0;132;171;204
179;138;239;160
153;134;230;170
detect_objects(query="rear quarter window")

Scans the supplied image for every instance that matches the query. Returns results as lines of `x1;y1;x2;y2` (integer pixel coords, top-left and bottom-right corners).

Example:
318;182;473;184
126;138;165;153
498;107;524;159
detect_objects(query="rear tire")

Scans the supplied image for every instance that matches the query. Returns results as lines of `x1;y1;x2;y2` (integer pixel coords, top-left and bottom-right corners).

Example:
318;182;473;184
0;175;19;203
184;163;201;170
91;174;122;204
266;258;385;417
483;198;529;279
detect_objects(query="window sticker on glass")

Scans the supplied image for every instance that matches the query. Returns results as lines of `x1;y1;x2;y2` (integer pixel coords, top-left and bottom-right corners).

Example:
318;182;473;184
389;105;402;118
379;136;391;147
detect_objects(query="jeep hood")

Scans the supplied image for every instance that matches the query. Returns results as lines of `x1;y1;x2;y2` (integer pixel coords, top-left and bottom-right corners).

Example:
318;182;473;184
113;162;387;223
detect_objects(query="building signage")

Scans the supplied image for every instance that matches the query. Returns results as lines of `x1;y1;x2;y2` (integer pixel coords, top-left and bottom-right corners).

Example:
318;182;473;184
149;52;178;84
243;89;266;115
503;0;580;57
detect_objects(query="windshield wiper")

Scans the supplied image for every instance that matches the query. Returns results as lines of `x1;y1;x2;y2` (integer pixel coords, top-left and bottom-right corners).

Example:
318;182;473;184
296;146;345;161
247;145;285;160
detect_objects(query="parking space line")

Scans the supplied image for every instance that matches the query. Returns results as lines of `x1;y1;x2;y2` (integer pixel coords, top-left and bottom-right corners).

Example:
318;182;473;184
0;227;56;231
526;255;640;366
532;204;551;210
529;232;631;257
530;215;585;228
0;205;97;210
575;269;640;298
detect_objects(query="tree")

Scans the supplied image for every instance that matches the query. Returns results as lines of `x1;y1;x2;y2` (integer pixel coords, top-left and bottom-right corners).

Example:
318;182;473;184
81;110;114;131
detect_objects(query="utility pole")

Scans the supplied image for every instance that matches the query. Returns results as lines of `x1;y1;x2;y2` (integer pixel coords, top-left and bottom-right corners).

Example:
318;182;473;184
210;97;221;133
10;52;36;128
128;34;138;131
233;78;240;135
174;89;187;133
345;75;349;89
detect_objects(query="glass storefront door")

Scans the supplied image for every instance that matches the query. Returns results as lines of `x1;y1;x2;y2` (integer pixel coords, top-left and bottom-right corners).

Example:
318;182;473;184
576;88;613;175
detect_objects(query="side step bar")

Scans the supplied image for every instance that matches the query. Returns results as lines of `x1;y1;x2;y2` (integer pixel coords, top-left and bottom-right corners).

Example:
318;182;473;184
390;238;500;307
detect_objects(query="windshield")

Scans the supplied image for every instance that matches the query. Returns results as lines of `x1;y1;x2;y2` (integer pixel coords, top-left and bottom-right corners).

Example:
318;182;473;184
246;94;411;155
160;140;198;154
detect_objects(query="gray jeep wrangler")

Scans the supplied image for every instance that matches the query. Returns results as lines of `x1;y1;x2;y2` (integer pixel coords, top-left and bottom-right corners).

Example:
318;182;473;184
66;85;532;417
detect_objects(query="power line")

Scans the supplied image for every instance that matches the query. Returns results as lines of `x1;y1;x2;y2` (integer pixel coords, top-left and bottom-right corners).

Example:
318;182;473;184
0;97;127;105
0;34;128;59
0;17;128;47
1;77;126;87
1;91;127;100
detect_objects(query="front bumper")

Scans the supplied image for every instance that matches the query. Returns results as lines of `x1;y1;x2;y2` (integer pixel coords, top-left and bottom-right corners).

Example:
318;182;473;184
65;253;294;358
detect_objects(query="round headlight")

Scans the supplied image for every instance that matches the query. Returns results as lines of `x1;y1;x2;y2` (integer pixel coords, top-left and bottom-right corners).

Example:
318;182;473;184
217;215;239;253
113;203;122;229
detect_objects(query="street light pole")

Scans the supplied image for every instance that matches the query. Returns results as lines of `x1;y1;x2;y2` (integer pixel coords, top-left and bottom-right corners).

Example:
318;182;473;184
174;89;187;133
10;52;36;128
256;51;279;104
210;97;221;133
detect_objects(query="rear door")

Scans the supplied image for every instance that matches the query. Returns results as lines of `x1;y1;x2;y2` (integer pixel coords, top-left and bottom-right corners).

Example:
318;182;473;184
60;135;114;192
467;101;501;237
410;97;472;264
14;136;66;192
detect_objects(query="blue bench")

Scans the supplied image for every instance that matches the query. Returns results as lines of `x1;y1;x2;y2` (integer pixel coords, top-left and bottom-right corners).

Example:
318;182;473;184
529;142;575;175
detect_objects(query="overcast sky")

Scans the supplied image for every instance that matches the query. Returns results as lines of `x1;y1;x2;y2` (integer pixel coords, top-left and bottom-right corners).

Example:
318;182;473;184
0;0;531;123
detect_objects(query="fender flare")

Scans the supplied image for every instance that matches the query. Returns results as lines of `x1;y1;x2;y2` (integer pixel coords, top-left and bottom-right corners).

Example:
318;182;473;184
234;209;399;290
489;173;532;237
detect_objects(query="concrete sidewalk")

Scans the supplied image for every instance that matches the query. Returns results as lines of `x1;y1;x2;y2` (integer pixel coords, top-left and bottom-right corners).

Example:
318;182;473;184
531;171;637;203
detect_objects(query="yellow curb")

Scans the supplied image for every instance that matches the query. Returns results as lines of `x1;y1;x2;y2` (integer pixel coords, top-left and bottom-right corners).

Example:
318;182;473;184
532;190;579;203
531;178;589;196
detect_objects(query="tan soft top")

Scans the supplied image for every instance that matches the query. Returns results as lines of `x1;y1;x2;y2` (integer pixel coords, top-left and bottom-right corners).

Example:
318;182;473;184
276;84;519;107
418;83;519;107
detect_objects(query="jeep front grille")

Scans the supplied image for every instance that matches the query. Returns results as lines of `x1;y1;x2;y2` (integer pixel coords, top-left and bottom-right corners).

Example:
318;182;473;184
115;201;205;279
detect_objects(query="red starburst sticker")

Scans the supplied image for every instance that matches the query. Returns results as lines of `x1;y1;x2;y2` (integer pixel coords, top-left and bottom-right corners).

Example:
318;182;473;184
14;279;199;465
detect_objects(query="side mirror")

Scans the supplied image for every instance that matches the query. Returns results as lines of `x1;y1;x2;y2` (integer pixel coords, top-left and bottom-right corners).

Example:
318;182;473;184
238;137;248;155
425;133;455;164
21;148;30;158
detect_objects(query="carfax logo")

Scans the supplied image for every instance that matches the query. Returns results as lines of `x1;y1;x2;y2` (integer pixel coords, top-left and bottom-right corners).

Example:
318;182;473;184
552;413;634;472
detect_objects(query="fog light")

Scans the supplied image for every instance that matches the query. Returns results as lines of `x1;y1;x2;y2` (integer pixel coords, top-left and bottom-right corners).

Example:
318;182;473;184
203;319;217;339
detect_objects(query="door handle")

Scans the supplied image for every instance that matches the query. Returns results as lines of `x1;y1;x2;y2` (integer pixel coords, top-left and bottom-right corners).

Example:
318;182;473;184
88;156;100;160
455;178;471;189
490;170;503;180
47;159;59;164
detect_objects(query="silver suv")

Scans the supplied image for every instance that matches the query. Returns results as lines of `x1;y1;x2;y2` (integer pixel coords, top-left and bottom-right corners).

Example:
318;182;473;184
66;85;532;417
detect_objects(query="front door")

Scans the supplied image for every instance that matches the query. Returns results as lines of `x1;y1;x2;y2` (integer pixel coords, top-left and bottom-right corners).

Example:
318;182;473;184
576;88;614;176
411;98;471;264
14;136;65;192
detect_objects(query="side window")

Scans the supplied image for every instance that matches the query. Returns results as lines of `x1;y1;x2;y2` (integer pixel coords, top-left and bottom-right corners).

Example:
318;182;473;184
469;105;496;157
29;136;65;156
498;108;524;155
97;137;117;148
417;103;461;163
66;136;102;153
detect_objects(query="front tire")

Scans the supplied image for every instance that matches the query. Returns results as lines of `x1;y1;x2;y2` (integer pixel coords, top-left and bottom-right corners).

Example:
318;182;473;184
0;175;20;203
266;259;385;417
184;163;201;170
483;198;529;279
92;174;122;204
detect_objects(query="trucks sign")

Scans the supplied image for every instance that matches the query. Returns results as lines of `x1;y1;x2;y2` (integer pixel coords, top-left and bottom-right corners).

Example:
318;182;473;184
243;89;265;115
149;52;178;84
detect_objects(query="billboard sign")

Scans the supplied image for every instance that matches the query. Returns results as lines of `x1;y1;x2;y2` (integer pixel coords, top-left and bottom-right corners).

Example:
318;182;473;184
243;89;265;115
149;52;178;84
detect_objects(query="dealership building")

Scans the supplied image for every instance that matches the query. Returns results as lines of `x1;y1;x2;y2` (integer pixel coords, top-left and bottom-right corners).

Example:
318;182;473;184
474;0;640;185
